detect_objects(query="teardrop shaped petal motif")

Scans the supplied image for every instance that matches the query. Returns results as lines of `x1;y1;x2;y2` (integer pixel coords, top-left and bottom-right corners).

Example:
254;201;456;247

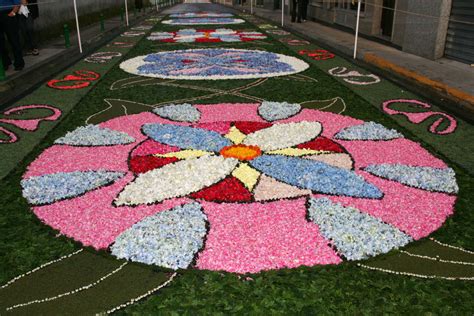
153;103;201;122
111;202;207;269
243;121;322;151
115;156;239;206
250;155;383;199
258;101;301;122
143;123;232;152
335;122;404;141
364;164;458;194
21;170;125;205
55;125;135;146
307;198;412;260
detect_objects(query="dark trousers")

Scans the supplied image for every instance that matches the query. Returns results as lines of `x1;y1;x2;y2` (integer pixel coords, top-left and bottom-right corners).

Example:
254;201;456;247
0;12;24;68
135;0;143;9
291;0;303;22
301;0;308;20
19;15;37;50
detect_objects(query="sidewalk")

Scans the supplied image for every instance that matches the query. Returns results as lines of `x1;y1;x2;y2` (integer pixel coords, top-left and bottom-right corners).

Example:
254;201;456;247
0;8;156;109
231;4;474;121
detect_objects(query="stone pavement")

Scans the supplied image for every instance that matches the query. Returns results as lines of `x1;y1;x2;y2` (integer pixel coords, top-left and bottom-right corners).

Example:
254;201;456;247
227;4;474;121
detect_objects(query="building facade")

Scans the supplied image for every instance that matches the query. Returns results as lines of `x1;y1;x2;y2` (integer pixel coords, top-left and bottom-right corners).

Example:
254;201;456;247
264;0;473;64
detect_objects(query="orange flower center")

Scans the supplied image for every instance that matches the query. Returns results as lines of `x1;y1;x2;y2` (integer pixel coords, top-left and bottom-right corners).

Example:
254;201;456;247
220;144;262;161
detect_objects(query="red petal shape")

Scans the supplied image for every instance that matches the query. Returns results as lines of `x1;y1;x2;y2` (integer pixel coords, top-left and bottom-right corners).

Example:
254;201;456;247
297;137;345;153
195;38;221;43
129;155;178;174
191;177;253;202
234;121;273;135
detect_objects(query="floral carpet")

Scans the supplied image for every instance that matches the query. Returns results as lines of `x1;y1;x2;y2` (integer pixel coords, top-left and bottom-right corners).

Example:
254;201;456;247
0;6;473;315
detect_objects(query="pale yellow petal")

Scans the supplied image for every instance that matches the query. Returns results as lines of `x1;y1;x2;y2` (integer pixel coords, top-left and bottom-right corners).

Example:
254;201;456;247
155;150;213;159
266;148;330;157
232;163;261;191
225;126;247;144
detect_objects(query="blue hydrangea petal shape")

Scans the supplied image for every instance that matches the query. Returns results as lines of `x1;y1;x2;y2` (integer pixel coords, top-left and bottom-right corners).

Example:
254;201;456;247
364;164;458;194
142;123;232;152
307;198;412;261
55;125;135;146
249;155;383;199
110;202;207;270
153;103;201;122
335;122;404;140
21;170;125;205
258;101;301;122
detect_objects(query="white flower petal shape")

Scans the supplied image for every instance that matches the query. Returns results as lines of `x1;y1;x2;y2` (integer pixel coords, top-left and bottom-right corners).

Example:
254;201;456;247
115;156;239;206
243;121;322;151
55;125;135;146
111;202;207;269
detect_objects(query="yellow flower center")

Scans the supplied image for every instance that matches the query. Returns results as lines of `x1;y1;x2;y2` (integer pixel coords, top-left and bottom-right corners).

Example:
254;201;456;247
220;144;262;161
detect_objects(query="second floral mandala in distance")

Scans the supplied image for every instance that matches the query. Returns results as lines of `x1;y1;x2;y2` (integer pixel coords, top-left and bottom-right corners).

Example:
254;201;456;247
21;102;458;273
119;48;310;80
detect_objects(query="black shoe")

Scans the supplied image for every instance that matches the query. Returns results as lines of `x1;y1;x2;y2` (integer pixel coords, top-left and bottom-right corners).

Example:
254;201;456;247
14;65;24;71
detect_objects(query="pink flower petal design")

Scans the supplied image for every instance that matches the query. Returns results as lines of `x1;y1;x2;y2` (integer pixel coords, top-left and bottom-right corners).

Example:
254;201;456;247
196;198;342;273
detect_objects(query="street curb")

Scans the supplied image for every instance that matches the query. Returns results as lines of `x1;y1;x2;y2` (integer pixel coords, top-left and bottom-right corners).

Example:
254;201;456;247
363;53;474;115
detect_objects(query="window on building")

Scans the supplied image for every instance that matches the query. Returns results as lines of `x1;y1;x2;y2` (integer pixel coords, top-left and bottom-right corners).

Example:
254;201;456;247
335;0;365;11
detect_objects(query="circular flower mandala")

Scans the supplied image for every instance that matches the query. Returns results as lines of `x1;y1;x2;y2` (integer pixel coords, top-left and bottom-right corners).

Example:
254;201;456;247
22;103;458;273
148;28;267;43
120;48;309;80
169;12;234;18
162;18;245;25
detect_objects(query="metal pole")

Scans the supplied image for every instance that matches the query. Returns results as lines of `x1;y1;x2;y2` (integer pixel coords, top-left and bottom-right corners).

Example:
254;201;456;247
250;0;253;14
353;0;362;59
156;0;159;11
281;0;284;27
125;0;129;26
73;0;83;53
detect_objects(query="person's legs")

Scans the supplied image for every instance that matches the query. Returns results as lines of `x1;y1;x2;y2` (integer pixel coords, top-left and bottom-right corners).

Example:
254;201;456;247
302;0;308;20
297;0;303;22
0;13;12;68
4;14;24;69
291;0;297;22
19;15;37;52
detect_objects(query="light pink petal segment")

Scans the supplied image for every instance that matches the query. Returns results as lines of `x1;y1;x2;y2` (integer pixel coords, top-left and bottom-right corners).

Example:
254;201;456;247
197;198;342;273
196;103;262;122
253;175;311;201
